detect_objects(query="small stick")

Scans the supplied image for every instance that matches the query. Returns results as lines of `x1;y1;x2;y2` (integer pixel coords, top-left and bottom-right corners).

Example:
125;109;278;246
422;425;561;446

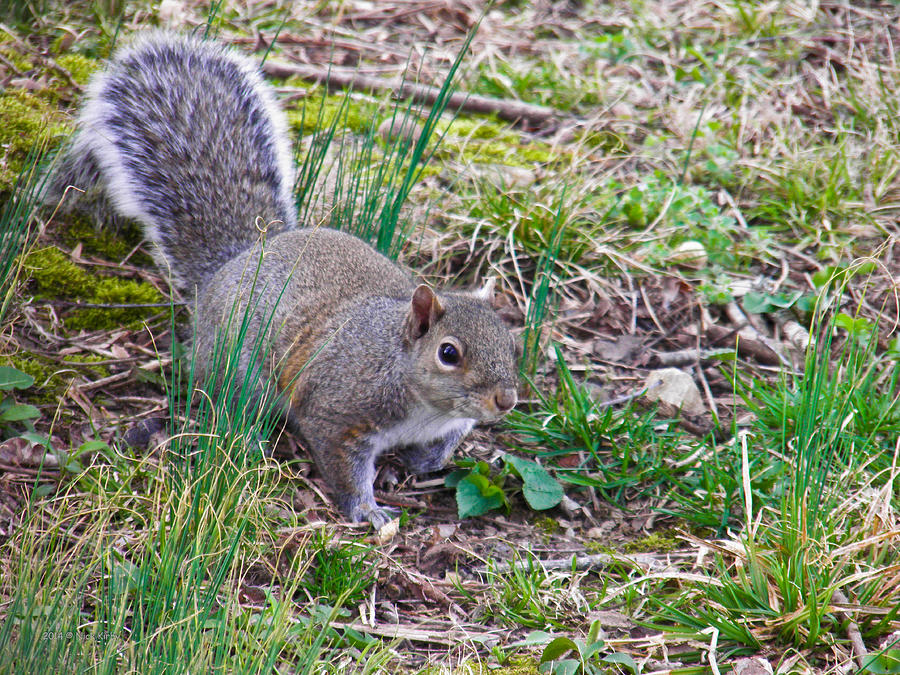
262;59;562;126
328;620;501;646
653;348;733;367
832;589;868;671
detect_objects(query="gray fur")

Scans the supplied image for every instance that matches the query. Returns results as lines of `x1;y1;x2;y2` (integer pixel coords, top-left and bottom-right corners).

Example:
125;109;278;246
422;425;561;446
55;33;519;528
47;31;296;291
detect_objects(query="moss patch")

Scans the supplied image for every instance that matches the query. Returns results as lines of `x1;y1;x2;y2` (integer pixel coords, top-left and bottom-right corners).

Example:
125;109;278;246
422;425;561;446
60;215;151;265
437;116;557;166
0;89;69;188
533;515;561;536
286;88;380;136
584;541;617;555
622;530;680;554
419;659;539;675
0;43;34;72
7;353;110;403
23;246;164;331
55;53;98;86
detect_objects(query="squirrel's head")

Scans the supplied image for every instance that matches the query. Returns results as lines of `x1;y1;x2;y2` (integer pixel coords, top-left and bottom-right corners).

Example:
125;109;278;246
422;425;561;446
402;282;519;421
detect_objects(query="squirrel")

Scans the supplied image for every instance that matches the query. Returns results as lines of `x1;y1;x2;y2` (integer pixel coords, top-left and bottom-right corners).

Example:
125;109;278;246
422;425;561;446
47;31;519;528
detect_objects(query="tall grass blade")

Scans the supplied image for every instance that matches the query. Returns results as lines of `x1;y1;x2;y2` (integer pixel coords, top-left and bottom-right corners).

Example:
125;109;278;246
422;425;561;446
521;188;567;377
0;144;49;325
294;26;480;259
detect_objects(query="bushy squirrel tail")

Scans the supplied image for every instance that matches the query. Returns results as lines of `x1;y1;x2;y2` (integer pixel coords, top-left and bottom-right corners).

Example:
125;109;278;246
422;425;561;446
48;31;297;293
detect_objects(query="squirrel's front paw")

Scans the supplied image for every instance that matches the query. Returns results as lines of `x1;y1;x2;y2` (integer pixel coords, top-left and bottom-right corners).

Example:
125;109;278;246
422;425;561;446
340;495;397;530
366;506;395;530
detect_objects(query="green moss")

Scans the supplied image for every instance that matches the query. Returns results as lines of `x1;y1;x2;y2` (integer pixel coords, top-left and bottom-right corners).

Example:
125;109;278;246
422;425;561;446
63;353;111;379
0;45;33;72
622;530;680;554
442;116;512;141
435;116;558;167
0;89;69;187
8;355;72;403
26;246;93;296
61;215;151;264
8;353;112;403
533;515;561;535
55;53;98;85
286;89;379;136
23;246;164;331
419;660;538;675
8;356;59;391
584;541;617;555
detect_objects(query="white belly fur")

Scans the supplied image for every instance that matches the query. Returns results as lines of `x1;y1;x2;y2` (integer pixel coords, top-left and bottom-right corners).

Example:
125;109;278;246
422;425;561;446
369;408;475;456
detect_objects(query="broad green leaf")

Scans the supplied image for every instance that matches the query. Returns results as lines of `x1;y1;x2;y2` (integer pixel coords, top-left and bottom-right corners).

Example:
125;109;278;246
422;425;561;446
0;366;34;390
444;468;470;488
742;291;774;314
541;658;580;675
603;652;640;673
79;439;112;454
19;431;50;448
862;650;900;674
0;403;40;422
513;630;553;647
539;636;578;662
456;473;505;518
506;454;564;510
34;483;54;498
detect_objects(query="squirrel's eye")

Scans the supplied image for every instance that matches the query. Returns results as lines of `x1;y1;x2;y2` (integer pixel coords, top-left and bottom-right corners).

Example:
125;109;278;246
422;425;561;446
438;342;461;366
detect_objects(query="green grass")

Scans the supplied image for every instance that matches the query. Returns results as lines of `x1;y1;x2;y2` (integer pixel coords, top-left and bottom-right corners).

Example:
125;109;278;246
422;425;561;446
293;28;476;259
0;145;48;324
644;267;900;656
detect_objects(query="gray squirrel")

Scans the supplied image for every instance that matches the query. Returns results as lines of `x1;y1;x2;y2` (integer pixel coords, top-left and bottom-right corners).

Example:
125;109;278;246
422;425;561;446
47;31;519;528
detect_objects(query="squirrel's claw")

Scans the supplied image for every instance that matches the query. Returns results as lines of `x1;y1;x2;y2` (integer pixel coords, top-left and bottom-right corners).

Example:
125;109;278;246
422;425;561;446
345;500;396;530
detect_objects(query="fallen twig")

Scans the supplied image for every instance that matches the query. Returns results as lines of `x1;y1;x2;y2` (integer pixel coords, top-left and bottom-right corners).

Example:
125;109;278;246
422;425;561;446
706;323;782;366
262;59;563;126
329;620;501;646
832;589;868;671
652;347;733;367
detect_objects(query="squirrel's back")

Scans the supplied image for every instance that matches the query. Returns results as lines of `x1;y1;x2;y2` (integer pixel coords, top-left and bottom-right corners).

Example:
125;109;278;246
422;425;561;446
51;31;296;291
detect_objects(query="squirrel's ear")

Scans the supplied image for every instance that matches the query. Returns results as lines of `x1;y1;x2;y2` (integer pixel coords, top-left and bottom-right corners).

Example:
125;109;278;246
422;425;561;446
472;277;496;302
405;284;444;341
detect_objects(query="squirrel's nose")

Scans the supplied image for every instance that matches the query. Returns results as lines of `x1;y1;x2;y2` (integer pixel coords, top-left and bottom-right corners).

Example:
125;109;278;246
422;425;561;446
494;387;517;414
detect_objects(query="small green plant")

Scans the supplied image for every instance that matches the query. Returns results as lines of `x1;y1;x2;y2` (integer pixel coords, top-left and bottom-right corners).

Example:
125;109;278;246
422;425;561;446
516;618;639;674
302;530;377;608
521;191;566;378
508;344;688;504
445;452;563;519
613;171;752;269
0;366;41;437
471;552;585;631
